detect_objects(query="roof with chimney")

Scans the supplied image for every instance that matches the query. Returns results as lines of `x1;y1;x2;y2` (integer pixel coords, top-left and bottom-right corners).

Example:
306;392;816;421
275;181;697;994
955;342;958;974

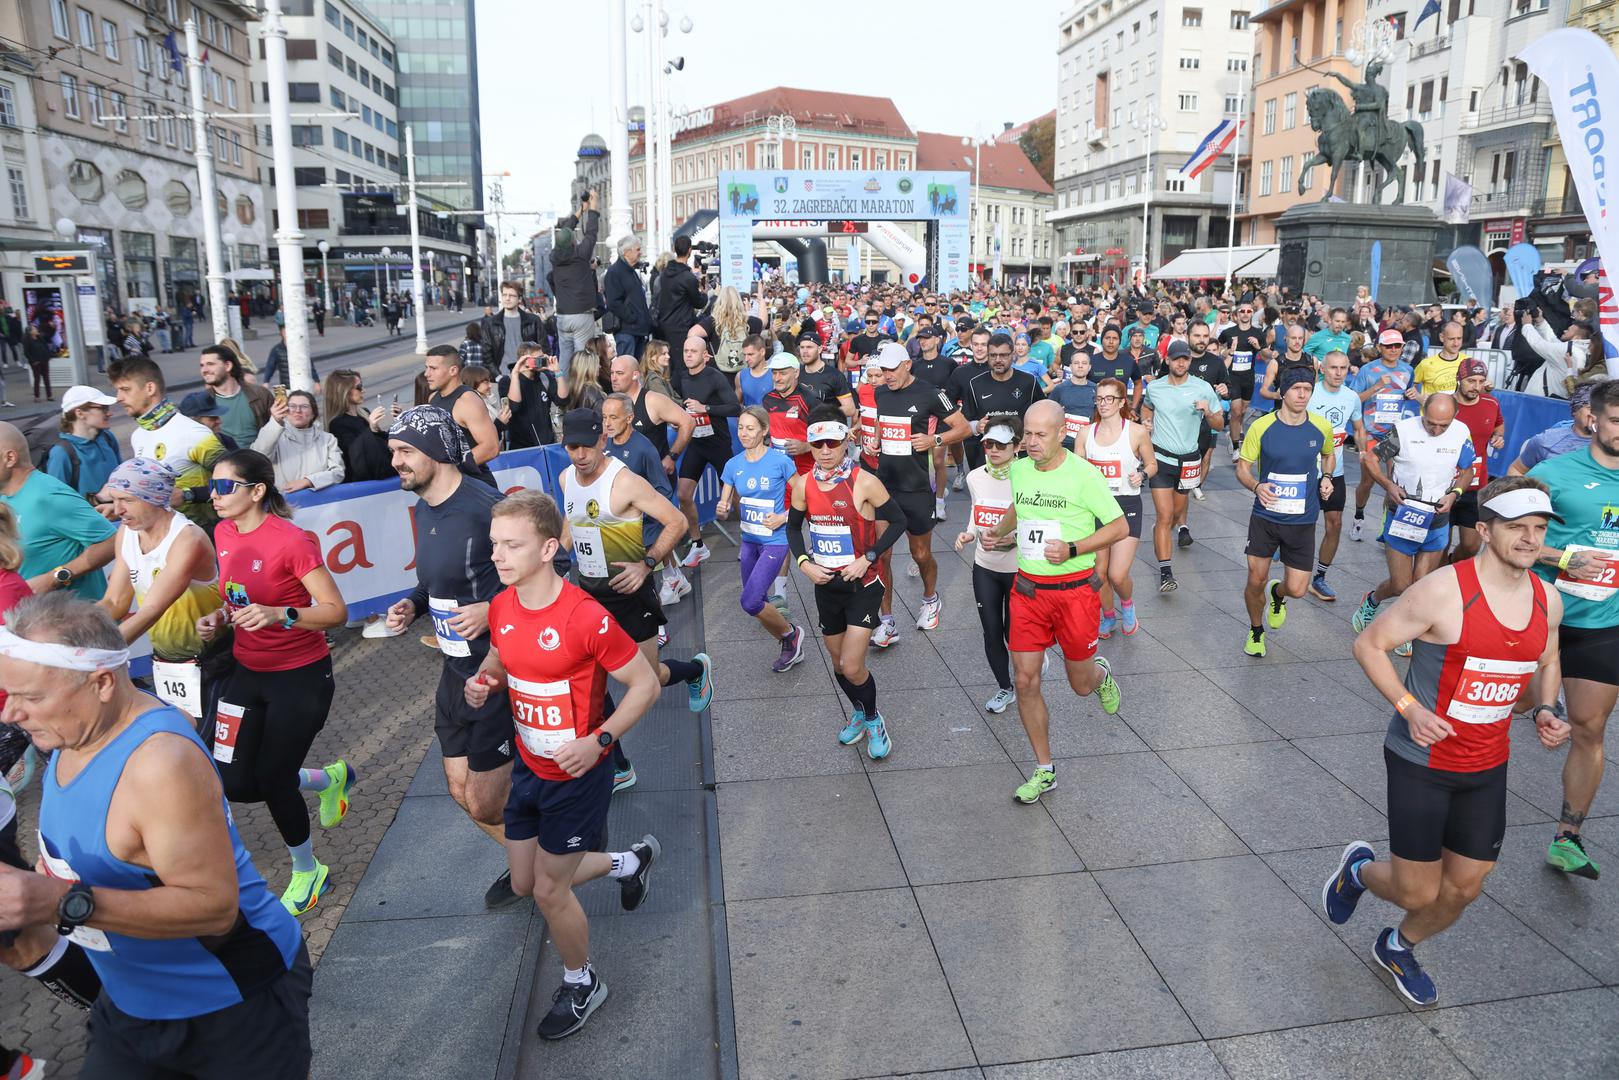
915;132;1053;194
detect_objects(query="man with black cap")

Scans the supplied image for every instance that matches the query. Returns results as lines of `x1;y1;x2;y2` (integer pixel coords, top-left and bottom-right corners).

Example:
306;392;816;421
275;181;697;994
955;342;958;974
796;333;856;421
912;326;956;500
558;408;715;714
674;336;742;568
382;406;520;908
1142;339;1226;592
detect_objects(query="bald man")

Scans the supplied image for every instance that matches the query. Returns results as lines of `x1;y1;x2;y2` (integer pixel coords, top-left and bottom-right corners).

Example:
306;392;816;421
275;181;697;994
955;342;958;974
0;422;117;601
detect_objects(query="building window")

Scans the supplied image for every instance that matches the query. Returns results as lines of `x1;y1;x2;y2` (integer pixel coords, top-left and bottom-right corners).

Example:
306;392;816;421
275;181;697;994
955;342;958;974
1419;80;1434;115
101;18;119;59
134;35;150;72
7;167;28;219
1180;56;1200;70
801;146;813;168
849;150;862;169
1283;93;1297;129
121;231;158;300
1231;10;1249;29
51;0;71;40
1164;176;1187;193
1177;92;1198;111
292;124;322;146
1224;95;1241;115
162;112;177;146
76;8;95;48
0;84;13;128
182;121;192;151
1280;155;1294;193
330;86;345;109
294;167;326;186
1228;57;1247;73
326;2;341;28
1260;159;1274;196
87;84;105;126
143;103;158;142
1301;162;1313;192
217;130;227;161
328;44;342;69
333;129;349;151
226;78;238;109
1183;8;1202;27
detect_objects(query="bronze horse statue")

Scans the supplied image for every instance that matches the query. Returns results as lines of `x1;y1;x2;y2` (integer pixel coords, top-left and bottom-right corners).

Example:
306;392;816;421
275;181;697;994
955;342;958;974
1298;88;1426;204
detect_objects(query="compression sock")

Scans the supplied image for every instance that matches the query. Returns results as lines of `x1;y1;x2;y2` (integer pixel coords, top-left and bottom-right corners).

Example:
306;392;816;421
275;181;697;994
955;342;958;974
835;672;861;707
1121;599;1135;611
1354;505;1366;519
608;850;641;878
853;673;878;718
1158;560;1172;575
298;767;331;792
288;839;317;874
23;936;101;1010
662;658;702;685
1102;608;1117;621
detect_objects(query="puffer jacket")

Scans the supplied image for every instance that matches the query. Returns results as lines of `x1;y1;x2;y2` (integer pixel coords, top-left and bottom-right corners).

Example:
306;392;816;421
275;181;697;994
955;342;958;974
251;419;346;490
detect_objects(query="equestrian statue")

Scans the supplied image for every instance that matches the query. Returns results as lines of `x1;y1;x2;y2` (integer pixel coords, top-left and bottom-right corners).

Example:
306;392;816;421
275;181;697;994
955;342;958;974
1298;60;1426;205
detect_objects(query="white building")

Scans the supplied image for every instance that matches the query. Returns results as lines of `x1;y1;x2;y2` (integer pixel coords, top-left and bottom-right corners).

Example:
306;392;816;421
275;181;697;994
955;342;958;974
0;44;54;303
917;132;1054;286
1049;0;1255;285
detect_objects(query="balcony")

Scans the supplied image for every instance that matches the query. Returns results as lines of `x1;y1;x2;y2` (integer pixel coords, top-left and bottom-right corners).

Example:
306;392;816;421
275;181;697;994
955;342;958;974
1409;35;1451;59
1470;184;1540;215
1463;99;1553;130
1086;120;1109;149
1533;193;1585;219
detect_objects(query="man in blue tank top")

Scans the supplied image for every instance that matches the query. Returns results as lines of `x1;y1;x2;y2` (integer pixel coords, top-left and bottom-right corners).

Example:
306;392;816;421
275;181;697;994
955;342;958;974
0;593;310;1078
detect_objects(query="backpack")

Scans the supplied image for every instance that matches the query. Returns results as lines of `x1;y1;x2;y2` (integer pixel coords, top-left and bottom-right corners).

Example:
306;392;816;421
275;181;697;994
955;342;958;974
22;415;80;491
713;331;745;374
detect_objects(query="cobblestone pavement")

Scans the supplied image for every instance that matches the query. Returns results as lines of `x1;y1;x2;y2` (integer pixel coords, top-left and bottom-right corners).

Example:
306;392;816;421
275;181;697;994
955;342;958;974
0;629;442;1077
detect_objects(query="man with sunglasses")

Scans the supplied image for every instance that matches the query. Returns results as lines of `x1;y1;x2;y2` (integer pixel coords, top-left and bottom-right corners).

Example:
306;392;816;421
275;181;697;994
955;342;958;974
847;311;888;369
962;333;1045;476
1219;303;1268;462
1346;329;1419;542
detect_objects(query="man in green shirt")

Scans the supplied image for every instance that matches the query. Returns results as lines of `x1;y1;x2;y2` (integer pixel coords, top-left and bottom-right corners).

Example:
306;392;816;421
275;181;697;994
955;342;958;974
0;422;116;599
986;400;1126;804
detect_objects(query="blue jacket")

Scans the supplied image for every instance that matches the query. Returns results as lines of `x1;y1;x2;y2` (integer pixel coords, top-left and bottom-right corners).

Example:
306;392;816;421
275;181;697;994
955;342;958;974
46;429;123;497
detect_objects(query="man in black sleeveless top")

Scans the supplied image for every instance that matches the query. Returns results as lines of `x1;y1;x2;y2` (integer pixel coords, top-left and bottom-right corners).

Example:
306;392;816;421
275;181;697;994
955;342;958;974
424;344;500;487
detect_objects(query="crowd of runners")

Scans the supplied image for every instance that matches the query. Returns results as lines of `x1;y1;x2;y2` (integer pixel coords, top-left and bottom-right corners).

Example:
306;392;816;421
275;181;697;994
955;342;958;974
0;266;1614;1076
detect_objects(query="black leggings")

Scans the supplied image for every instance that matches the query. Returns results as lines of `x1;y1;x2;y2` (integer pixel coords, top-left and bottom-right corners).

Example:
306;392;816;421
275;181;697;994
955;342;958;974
972;563;1015;691
214;657;335;849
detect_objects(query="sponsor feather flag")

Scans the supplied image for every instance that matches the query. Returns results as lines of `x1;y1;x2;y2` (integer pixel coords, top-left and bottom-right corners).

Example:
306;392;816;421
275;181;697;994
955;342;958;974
1179;120;1242;180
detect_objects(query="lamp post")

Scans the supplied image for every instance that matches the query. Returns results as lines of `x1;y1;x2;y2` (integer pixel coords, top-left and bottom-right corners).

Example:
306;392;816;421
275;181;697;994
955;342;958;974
961;136;983;283
460;255;468;307
260;0;313;392
317;240;331;312
1130;107;1167;284
380;246;392;301
184;17;229;345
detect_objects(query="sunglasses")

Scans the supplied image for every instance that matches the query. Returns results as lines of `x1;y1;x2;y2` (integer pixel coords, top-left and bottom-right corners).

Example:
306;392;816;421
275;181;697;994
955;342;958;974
1380;343;1403;349
981;440;1012;450
809;439;844;450
208;478;261;497
865;320;879;326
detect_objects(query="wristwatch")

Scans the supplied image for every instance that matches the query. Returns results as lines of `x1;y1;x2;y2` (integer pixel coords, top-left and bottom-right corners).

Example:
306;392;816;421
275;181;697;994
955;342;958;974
51;566;72;587
597;730;615;748
642;555;659;570
934;434;944;448
281;607;301;630
57;882;94;935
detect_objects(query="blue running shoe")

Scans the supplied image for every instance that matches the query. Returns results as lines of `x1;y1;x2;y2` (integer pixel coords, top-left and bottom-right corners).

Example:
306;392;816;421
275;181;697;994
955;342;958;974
838;706;866;746
686;653;713;713
1098;610;1118;639
1322;841;1374;925
1120;604;1139;635
1309;573;1338;602
864;714;891;760
1374;927;1437;1006
1351;591;1379;633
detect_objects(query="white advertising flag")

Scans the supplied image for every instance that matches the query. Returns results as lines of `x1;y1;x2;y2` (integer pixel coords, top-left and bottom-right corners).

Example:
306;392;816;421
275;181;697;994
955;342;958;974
1442;173;1472;225
1519;28;1619;368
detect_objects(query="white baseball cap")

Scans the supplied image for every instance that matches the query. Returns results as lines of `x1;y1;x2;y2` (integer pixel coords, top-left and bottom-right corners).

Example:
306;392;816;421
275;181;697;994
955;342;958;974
60;386;118;414
875;342;910;369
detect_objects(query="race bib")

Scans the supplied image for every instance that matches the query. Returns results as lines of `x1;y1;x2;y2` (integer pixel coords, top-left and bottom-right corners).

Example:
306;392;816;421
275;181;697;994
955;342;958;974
1555;544;1619;603
1230;351;1253;372
1064;413;1090;444
428;596;470;657
1178;460;1203;491
879;414;913;456
859;404;879;458
1266;472;1307;516
1446;656;1536;725
1387;500;1436;543
571;524;609;579
1018;518;1062;562
152;659;203;719
35;839;112;952
1088;456;1127;494
1372;391;1405;427
213;701;245;765
1331;430;1348;449
689;406;713;439
972;499;1010;532
508;674;576;760
739;496;775;538
808;522;855;568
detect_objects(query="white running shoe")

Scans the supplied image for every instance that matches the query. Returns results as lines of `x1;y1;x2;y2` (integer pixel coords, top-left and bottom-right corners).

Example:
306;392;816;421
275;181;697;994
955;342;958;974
951;472;966;492
658;575;691;607
680;541;710;568
361;617;404;639
871;619;899;648
1190;486;1205;501
1351;517;1365;542
935;498;947;521
916;594;943;631
1230;448;1242;465
906;560;920;578
985;687;1016;713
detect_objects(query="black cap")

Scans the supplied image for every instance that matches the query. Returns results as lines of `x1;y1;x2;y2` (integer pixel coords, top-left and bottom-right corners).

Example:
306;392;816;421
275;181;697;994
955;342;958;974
178;391;226;418
956;316;975;330
1166;340;1192;359
918;324;943;338
561;408;603;447
796;330;821;347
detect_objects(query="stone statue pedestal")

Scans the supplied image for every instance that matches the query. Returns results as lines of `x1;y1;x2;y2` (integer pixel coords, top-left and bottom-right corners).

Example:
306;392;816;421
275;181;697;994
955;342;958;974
1275;202;1442;308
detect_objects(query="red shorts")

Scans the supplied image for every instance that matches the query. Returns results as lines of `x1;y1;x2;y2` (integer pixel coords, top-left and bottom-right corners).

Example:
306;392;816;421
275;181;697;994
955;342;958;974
1008;570;1101;659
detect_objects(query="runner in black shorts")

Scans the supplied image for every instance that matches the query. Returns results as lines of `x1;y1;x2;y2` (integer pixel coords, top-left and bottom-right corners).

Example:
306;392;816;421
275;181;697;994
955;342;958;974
674;336;742;569
1218;304;1267;457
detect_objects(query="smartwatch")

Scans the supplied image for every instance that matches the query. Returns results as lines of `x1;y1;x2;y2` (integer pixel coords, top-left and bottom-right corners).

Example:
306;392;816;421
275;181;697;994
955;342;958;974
642;555;659;571
52;566;72;587
597;730;615;748
1067;542;1079;560
281;607;301;630
57;882;94;935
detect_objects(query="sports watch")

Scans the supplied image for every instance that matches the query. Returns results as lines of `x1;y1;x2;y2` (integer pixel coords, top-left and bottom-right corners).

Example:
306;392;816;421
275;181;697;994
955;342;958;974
51;566;72;587
597;730;615;748
642;556;659;570
281;607;301;630
57;882;94;935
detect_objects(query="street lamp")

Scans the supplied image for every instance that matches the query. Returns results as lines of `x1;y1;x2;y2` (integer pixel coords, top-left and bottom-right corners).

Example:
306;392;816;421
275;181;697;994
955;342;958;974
317;240;331;312
380;246;392;300
631;2;692;254
962;136;985;283
1130;108;1168;282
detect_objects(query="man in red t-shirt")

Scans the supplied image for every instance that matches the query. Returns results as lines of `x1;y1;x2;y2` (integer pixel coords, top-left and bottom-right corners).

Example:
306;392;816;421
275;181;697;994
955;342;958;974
463;490;662;1041
1450;359;1506;562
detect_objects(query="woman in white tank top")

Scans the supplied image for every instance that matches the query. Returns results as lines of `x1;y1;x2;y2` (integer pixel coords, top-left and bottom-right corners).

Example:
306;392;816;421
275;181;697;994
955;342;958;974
1083;378;1157;637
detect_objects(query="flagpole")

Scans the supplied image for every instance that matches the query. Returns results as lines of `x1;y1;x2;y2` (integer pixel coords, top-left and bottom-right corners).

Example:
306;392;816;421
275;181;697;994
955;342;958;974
1222;68;1247;296
185;18;229;345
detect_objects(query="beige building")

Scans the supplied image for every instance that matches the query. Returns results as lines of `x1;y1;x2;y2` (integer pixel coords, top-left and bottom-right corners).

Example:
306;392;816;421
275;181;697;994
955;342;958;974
0;37;54;305
916;131;1054;285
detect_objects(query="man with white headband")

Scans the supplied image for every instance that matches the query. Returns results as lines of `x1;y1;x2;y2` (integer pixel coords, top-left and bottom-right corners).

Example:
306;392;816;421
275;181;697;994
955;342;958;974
0;593;311;1076
1328;476;1570;1007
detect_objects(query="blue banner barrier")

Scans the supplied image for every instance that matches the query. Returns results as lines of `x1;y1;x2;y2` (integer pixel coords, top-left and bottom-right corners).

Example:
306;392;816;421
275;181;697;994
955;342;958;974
1492;391;1571;476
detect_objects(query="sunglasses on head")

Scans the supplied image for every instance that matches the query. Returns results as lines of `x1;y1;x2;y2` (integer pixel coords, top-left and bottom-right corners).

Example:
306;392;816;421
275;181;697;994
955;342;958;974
208;478;261;497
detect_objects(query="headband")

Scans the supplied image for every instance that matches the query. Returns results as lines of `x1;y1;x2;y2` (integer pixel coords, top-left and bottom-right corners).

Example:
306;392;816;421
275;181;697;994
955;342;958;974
106;458;177;508
0;628;129;672
388;405;467;465
806;421;849;442
982;424;1017;444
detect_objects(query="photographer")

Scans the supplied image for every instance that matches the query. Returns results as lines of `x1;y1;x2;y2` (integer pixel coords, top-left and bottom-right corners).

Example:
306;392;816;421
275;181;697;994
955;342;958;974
501;342;560;448
604;233;652;361
654;236;707;387
550;190;602;377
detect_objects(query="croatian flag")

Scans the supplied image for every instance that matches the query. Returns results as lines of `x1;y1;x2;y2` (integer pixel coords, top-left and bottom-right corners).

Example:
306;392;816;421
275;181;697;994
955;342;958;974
1179;120;1243;180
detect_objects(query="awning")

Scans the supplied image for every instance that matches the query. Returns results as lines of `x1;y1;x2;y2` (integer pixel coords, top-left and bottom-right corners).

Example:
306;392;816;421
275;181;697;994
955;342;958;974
1061;253;1101;264
226;268;275;282
1150;245;1278;280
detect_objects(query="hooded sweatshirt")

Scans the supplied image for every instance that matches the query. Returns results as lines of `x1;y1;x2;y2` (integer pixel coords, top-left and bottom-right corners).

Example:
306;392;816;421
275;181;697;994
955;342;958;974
251;419;345;490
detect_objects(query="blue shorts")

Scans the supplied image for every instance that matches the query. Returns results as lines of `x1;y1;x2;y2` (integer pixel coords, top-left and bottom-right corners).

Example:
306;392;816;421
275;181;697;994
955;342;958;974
1379;507;1449;556
504;753;613;855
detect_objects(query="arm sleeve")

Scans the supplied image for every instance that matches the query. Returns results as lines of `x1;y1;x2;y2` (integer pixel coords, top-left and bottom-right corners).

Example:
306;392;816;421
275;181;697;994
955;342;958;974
870;498;909;558
786;503;808;560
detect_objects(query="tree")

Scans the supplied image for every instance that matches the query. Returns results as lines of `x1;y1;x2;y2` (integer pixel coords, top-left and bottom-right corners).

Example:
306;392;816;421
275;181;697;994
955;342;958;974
1019;114;1056;187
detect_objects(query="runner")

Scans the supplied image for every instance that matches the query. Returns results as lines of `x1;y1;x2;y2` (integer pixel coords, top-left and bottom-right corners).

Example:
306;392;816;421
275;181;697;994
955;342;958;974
716;406;805;671
953;412;1022;713
1237;367;1336;656
1352;394;1478;655
982;400;1124;803
736;335;773;407
380;406;522;907
1142;340;1226;592
1327;477;1569;1006
1346;329;1418;541
558;410;715;715
0;593;312;1075
796;332;856;421
912;326;957;500
1508;382;1595;475
1218;300;1268;461
674;337;742;569
1182;322;1230;507
1085;378;1156;637
1412;321;1468;397
608;354;695;606
1306;352;1367;601
1085;325;1144;413
1048;351;1097;450
196;449;353;916
874;343;972;636
942;325;991;490
1258;324;1314;410
761;352;822;475
961;332;1045;480
107;357;227;527
1449;358;1506;563
785;407;909;758
423;344;500;487
465;491;662;1040
1527;378;1619;880
96;459;229;726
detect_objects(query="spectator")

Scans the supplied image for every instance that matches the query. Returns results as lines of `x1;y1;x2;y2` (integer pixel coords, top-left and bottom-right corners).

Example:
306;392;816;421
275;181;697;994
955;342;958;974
639;339;676;400
459;363;501;423
257;326;319;388
0;301;21;369
604;232;652;361
0;421;116;599
22;323;51;402
458;321;485;370
323;368;395;482
653;235;706;363
1520;313;1592;400
478;281;543;374
48;386;123;503
216;337;260;382
120;319;147;359
501;342;558;449
251;390;345;493
311;294;326;337
181;295;197;347
199;343;273;448
550;190;603;375
177;391;241;451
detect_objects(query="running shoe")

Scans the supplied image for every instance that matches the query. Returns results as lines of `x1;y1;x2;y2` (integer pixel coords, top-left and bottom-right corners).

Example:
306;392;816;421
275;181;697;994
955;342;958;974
1322;841;1375;924
1309;573;1337;602
619;833;660;911
658;575;691;607
984;687;1016;714
1547;833;1602;880
1373;927;1437;1006
419;634;439;650
1190;486;1205;502
906;560;920;578
317;760;356;829
935;498;947;521
1351;591;1379;633
1013;766;1057;804
280;861;332;917
1230;448;1242;465
839;706;867;745
537;972;608;1040
686;653;713;713
1120;604;1139;635
1098;610;1118;639
1177;526;1194;548
772;626;805;673
5;1053;44;1080
1265;580;1288;631
1158;569;1178;593
864;714;892;760
951;472;966;492
769;593;791;618
361;617;404;639
871;619;899;648
679;541;710;568
657;626;669;647
915;594;943;631
484;869;524;910
1351;516;1365;542
612;764;637;793
1244;628;1267;657
1093;656;1121;715
1393;641;1412;658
